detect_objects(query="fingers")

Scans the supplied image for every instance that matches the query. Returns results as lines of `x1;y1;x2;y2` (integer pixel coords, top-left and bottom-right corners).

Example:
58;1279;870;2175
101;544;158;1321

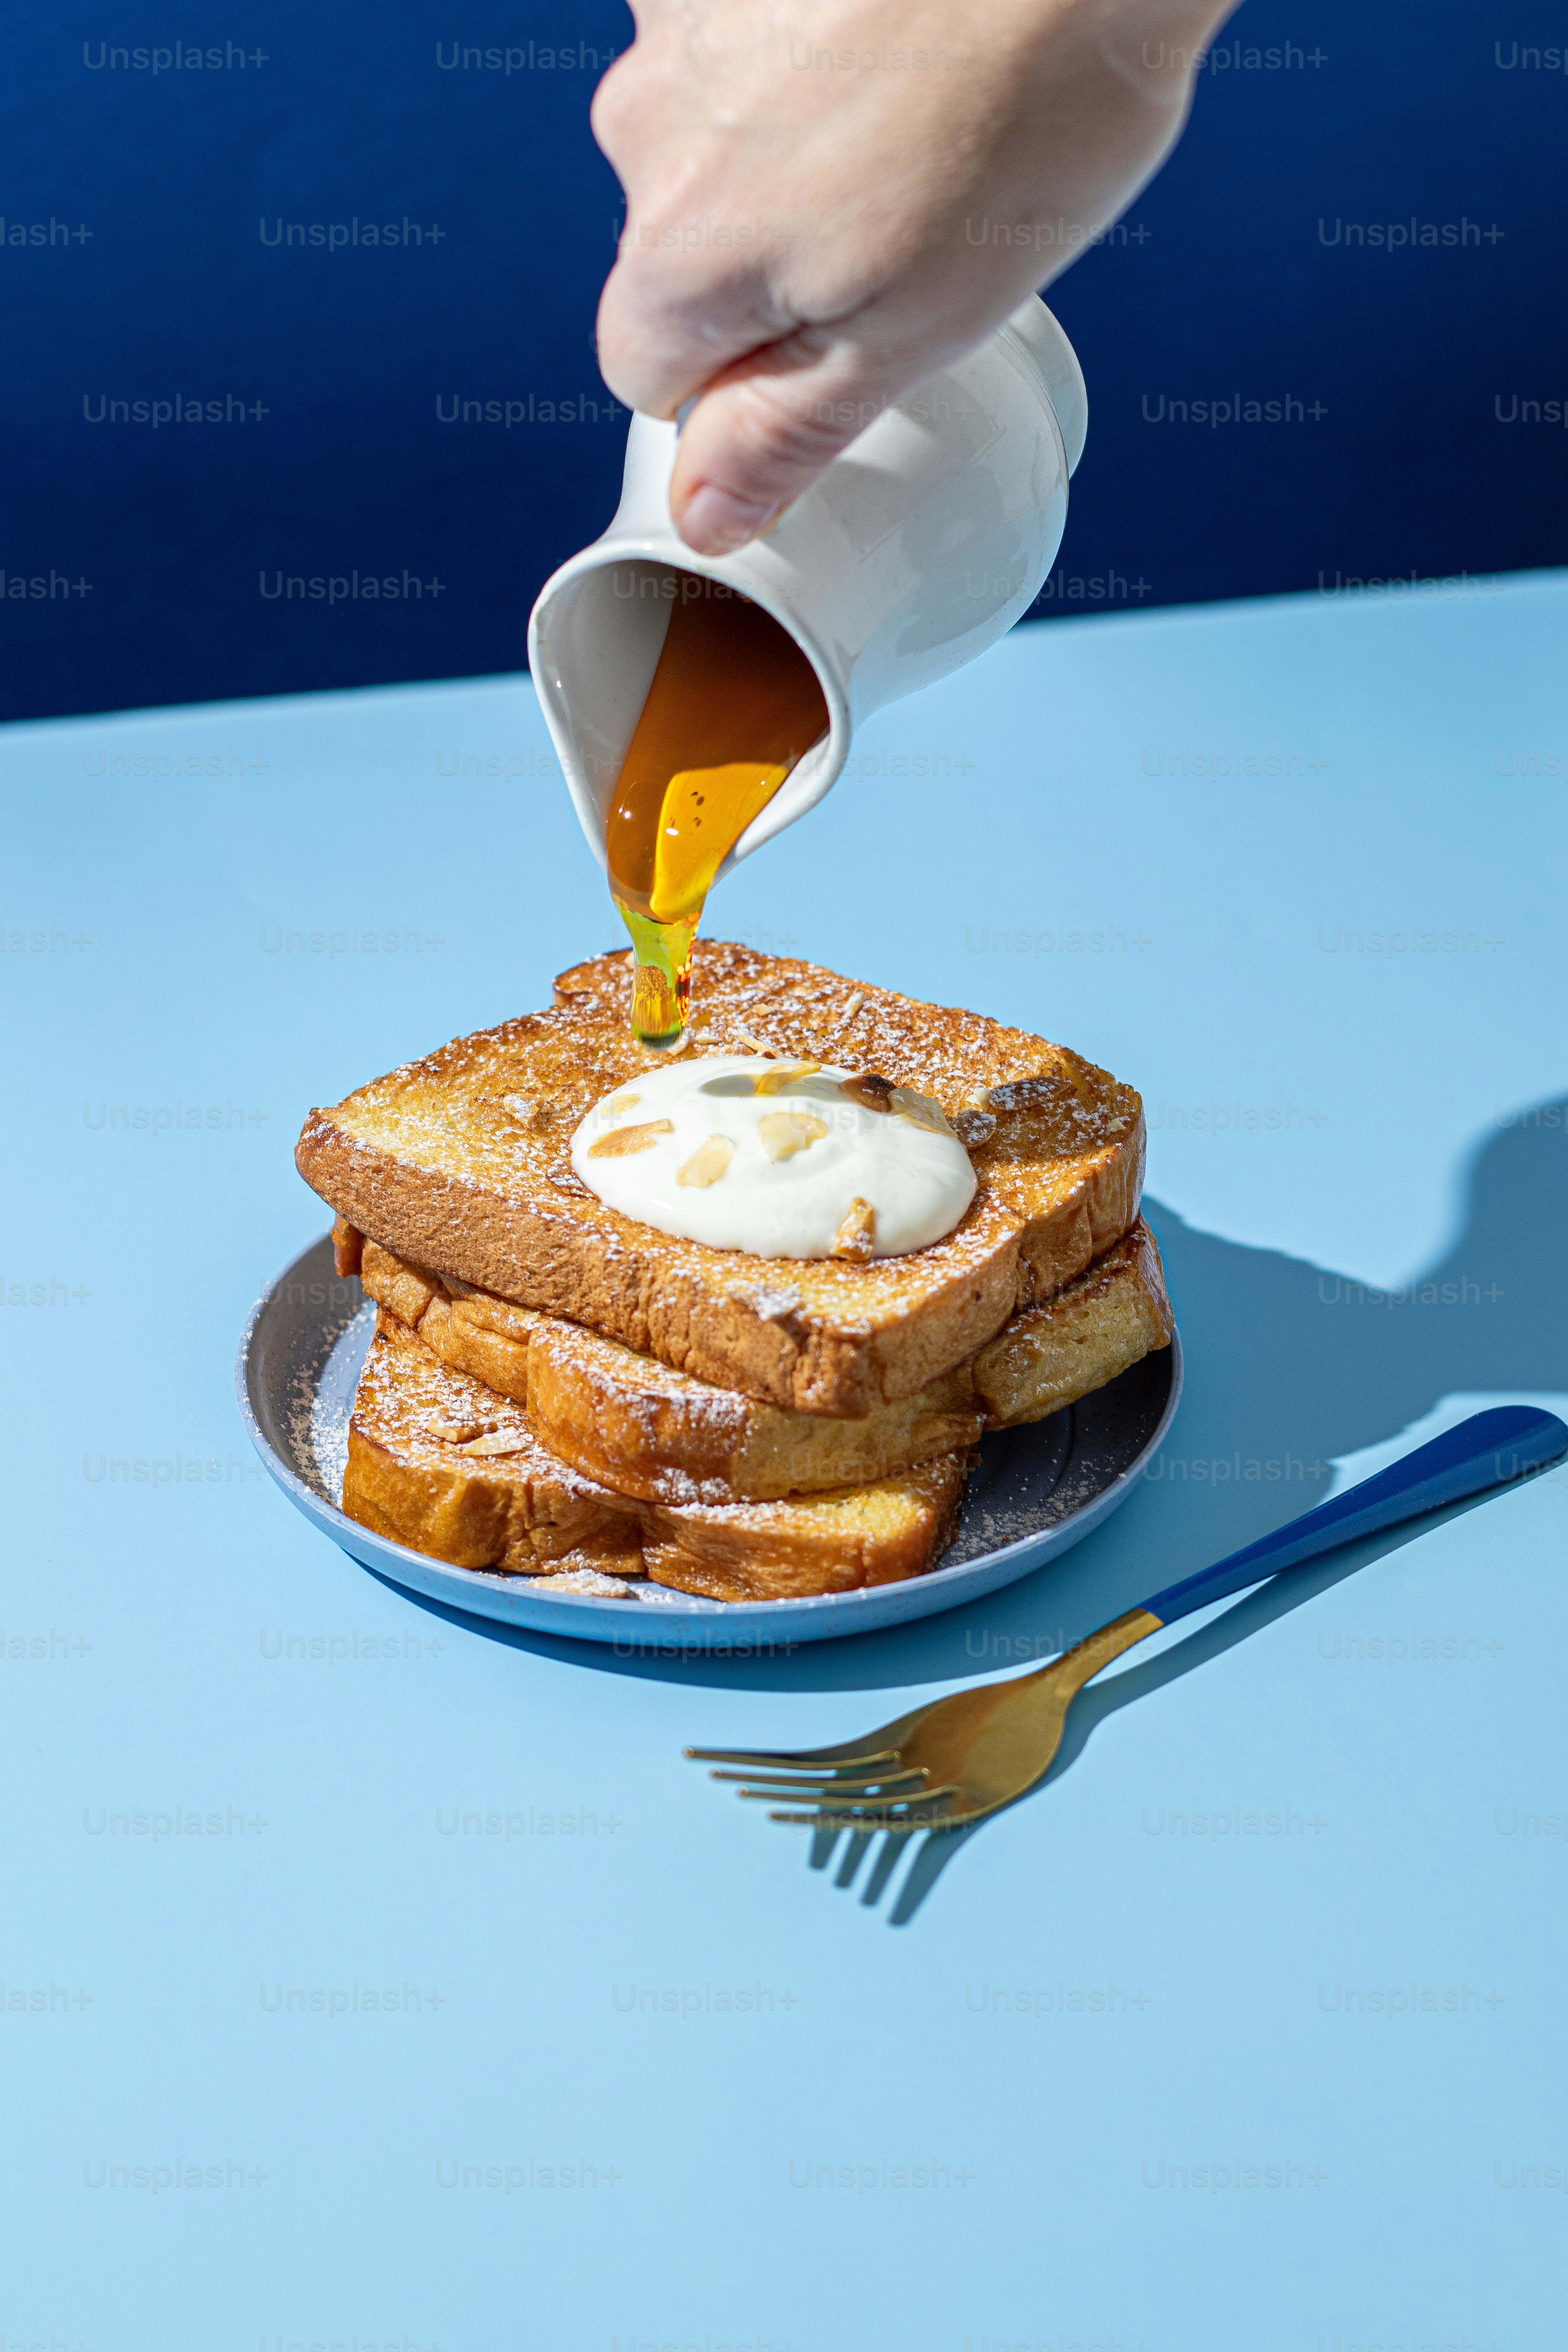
594;242;797;428
665;335;910;554
586;0;1255;554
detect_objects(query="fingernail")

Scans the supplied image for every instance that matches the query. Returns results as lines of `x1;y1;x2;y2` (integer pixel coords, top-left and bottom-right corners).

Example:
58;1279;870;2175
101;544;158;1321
677;483;782;554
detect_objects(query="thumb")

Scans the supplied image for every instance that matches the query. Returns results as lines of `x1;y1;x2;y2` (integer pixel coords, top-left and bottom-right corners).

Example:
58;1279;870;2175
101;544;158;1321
668;332;913;556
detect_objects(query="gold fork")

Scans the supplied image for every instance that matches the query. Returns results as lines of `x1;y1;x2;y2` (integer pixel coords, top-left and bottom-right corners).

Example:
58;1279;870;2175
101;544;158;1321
687;1407;1566;1834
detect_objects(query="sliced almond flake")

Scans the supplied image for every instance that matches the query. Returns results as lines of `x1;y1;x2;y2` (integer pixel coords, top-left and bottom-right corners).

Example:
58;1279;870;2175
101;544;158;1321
757;1109;829;1162
754;1058;821;1095
588;1118;675;1158
831;1197;878;1259
891;1085;956;1136
839;1071;895;1115
677;1133;735;1188
838;992;865;1024
456;1430;530;1457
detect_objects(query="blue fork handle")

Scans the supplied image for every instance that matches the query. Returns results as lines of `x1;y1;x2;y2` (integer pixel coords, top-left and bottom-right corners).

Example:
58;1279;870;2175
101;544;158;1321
1140;1406;1568;1628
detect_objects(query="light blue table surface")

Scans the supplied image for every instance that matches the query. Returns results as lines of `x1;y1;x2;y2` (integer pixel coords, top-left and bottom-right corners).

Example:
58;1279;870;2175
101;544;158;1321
3;573;1565;2352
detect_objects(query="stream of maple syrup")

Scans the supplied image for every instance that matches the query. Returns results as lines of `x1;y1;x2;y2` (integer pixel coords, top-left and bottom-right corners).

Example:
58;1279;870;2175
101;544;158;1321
606;588;829;1044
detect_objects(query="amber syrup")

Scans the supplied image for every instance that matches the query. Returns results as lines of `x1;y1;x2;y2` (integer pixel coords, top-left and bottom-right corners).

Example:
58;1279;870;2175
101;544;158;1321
604;588;828;1044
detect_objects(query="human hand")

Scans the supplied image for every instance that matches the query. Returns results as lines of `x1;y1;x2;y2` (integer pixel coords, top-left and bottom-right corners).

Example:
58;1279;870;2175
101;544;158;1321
592;0;1241;554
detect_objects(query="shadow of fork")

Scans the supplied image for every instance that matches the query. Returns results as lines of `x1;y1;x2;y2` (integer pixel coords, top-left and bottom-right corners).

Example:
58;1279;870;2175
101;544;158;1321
805;1495;1498;1925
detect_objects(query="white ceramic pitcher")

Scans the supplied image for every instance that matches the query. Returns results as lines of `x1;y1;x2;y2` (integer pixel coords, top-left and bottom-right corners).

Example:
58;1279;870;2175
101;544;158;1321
527;296;1087;882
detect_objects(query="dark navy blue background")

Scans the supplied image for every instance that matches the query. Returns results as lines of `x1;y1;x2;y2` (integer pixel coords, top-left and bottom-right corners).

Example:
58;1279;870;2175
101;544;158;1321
3;0;1565;720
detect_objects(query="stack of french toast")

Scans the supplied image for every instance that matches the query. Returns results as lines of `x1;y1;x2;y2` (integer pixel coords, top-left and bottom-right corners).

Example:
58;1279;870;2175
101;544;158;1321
294;942;1173;1603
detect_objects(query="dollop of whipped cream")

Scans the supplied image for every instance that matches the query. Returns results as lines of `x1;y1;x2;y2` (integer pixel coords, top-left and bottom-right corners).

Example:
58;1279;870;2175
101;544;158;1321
569;1055;977;1260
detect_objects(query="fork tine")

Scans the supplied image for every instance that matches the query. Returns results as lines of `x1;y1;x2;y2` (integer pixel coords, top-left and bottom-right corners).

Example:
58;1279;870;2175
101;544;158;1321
685;1745;902;1769
713;1766;929;1793
791;1785;961;1819
733;1774;929;1801
696;1601;1168;1839
705;1763;921;1783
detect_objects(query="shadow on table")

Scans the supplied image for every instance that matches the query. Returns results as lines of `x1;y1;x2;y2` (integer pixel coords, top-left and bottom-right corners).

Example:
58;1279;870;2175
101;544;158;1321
853;1489;1513;1923
385;1099;1568;1913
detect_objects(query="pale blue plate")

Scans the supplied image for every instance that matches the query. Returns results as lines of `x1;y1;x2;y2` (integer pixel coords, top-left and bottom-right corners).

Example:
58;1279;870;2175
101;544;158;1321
237;1232;1182;1651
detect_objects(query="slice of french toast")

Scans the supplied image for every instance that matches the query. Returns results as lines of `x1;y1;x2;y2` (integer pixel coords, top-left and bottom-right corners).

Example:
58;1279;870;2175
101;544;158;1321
638;1452;973;1605
357;1219;1172;1506
298;942;1144;1419
343;1314;972;1601
344;1316;645;1579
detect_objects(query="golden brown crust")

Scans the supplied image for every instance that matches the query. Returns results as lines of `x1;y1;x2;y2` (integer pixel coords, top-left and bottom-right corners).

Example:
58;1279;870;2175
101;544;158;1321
343;1317;973;1600
970;1220;1174;1426
342;1319;642;1576
331;1216;364;1279
360;1246;441;1330
297;940;1144;1417
358;1221;1172;1506
639;1452;974;1605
